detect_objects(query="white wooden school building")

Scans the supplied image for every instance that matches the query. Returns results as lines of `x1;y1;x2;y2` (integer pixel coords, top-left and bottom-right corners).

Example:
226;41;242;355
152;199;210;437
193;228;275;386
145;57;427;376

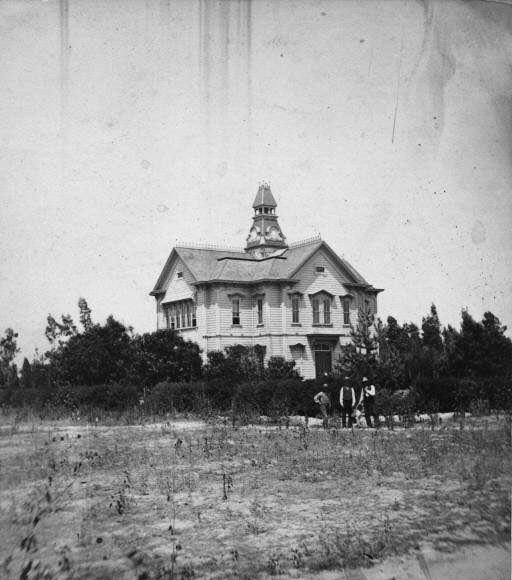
150;185;383;379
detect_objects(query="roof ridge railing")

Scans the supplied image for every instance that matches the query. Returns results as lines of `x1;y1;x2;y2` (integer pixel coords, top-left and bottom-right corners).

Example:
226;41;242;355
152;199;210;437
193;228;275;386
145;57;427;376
289;233;322;248
175;241;246;252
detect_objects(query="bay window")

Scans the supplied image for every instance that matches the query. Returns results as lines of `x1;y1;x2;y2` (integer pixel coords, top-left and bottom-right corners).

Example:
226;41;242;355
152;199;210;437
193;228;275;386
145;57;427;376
163;300;197;330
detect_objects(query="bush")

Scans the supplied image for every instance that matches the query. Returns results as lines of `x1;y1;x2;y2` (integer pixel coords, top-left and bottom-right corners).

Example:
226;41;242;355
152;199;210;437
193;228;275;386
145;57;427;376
142;378;323;419
145;381;207;414
233;379;321;418
49;383;140;411
413;378;481;413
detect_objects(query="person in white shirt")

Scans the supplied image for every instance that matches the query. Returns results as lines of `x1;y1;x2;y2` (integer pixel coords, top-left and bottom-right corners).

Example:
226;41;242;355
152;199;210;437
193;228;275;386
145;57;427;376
339;377;356;428
359;377;378;428
314;385;331;428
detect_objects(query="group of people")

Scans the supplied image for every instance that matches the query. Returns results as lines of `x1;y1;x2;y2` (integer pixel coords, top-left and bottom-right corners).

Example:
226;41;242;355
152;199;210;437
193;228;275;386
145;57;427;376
314;376;378;429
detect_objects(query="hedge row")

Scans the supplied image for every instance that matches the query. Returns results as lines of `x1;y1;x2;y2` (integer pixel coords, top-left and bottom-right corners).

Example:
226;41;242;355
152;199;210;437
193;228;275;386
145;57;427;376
1;376;510;418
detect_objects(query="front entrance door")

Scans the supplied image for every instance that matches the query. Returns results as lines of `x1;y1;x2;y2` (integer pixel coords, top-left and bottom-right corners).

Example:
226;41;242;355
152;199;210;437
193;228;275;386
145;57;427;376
314;346;332;378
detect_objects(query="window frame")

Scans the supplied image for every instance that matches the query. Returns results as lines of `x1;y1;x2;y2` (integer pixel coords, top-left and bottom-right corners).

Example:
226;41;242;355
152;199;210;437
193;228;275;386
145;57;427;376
312;298;320;324
310;291;333;326
232;297;240;326
256;297;264;325
342;297;350;325
323;298;331;324
291;295;300;324
163;300;196;330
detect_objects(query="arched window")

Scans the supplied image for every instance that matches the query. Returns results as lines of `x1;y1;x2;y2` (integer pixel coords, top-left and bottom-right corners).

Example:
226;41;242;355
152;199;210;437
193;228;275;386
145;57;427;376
310;291;333;326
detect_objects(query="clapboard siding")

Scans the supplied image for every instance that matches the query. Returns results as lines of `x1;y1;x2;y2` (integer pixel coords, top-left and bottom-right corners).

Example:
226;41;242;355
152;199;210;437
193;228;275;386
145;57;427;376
288;248;353;334
267;286;283;333
161;258;195;303
156;297;166;329
155;242;379;379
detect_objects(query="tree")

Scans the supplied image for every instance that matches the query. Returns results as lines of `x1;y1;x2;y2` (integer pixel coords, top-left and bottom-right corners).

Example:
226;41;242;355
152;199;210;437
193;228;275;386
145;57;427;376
350;303;378;359
55;315;134;385
422;304;443;352
131;329;202;386
444;310;512;378
336;305;378;386
78;297;93;331
21;357;33;389
204;345;262;383
45;314;77;349
374;319;406;390
265;356;301;379
0;328;19;386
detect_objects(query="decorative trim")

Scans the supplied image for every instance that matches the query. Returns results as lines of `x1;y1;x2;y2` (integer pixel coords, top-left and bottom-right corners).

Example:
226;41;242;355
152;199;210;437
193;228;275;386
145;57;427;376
308;290;335;298
289;234;322;248
339;293;355;300
175;242;245;252
227;292;246;299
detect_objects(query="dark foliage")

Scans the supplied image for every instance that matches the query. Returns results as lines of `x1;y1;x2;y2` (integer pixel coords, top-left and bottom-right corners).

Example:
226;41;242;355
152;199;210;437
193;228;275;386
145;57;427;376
52;316;134;386
131;329;202;386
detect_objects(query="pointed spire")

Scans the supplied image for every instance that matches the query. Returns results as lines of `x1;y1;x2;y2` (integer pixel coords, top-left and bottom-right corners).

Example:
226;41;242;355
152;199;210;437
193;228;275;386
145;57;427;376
252;182;277;208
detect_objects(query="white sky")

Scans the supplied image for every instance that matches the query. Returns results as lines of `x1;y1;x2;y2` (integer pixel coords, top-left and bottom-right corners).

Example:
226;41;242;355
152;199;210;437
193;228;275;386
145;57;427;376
1;0;512;361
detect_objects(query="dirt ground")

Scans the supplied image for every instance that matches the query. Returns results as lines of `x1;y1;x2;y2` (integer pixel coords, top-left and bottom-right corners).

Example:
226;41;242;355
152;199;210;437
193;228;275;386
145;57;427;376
0;413;510;579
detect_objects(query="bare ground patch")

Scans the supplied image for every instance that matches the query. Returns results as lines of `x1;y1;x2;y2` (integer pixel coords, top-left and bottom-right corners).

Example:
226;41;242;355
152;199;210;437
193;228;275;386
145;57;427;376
0;416;510;578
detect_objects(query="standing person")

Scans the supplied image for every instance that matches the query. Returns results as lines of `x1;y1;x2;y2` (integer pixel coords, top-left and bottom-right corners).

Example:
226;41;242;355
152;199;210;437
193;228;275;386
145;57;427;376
360;377;378;428
339;377;356;428
314;385;331;428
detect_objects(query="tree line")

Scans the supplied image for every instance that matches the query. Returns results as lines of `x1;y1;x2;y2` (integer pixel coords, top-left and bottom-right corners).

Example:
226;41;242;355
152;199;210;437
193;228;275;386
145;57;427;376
0;299;511;416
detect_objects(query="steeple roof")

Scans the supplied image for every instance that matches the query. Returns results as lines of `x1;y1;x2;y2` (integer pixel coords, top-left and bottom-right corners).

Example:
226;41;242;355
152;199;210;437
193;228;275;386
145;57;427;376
252;184;277;208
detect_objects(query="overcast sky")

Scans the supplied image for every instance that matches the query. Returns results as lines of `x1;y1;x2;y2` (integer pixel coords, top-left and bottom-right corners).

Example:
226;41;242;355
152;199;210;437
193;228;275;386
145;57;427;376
1;0;511;361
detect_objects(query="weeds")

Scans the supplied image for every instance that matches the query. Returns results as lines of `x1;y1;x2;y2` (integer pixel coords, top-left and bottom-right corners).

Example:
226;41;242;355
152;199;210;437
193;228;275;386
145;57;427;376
110;470;133;514
221;469;233;501
0;414;510;578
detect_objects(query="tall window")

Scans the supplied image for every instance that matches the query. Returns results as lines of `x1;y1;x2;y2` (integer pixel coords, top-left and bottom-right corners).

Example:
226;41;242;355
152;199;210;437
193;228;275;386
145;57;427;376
292;296;300;324
232;298;240;325
312;298;320;324
323;299;330;324
257;297;263;325
165;300;196;329
342;298;350;325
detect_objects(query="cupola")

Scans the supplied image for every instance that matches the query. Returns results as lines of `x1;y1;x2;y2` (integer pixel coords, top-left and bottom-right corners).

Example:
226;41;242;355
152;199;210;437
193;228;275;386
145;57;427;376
245;183;288;258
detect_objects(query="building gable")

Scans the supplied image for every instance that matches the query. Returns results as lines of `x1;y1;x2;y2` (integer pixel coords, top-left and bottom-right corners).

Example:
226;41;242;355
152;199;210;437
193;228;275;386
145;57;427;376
158;253;196;303
292;245;364;297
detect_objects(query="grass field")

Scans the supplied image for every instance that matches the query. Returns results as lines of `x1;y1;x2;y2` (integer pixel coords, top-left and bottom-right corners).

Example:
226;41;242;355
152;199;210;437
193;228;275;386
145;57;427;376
0;411;510;579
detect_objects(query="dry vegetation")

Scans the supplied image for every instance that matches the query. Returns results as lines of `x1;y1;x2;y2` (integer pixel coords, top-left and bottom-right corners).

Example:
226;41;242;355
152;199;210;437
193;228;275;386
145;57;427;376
0;410;510;579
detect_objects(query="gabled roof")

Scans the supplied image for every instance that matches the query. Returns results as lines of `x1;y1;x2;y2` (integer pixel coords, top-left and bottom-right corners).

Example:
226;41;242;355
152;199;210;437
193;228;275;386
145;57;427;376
150;238;374;296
